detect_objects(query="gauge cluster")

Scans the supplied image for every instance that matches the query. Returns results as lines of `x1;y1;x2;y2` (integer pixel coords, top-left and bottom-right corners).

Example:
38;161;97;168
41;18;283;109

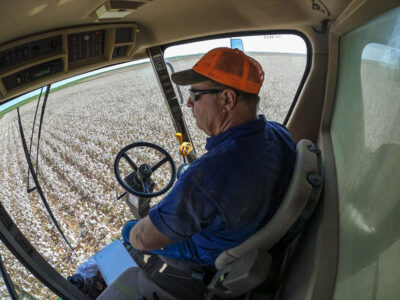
0;24;137;102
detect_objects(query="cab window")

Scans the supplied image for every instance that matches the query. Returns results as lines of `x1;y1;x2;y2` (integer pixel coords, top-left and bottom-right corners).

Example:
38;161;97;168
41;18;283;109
164;34;308;155
331;7;400;300
0;244;57;298
0;59;180;296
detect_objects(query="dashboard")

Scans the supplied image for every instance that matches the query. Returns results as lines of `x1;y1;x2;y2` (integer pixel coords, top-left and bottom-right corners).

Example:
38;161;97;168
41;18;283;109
0;23;137;103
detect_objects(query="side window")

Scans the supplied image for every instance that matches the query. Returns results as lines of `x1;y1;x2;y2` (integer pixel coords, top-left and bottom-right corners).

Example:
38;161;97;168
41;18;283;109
331;7;400;300
0;244;57;298
164;34;308;155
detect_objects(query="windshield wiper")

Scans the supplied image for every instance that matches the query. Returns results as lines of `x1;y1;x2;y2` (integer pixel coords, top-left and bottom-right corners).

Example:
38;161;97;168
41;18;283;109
26;87;45;193
17;85;74;251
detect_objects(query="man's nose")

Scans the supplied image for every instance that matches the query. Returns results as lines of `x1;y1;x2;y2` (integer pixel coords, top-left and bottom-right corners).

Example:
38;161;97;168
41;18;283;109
186;97;193;107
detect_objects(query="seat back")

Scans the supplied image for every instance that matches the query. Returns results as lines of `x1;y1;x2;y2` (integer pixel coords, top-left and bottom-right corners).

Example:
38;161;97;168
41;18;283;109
208;139;323;298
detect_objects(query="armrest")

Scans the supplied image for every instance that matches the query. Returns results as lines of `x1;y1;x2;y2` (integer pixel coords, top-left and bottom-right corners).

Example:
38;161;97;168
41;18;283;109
208;249;272;298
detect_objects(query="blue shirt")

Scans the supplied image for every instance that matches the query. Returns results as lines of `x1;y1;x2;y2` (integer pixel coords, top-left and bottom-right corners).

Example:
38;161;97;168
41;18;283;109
148;115;295;265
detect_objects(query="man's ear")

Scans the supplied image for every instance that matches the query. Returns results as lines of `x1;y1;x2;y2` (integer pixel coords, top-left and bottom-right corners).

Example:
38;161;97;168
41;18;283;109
220;89;237;112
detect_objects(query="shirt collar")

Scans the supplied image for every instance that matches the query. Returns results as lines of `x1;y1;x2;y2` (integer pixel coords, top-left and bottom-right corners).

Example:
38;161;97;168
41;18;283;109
205;115;267;151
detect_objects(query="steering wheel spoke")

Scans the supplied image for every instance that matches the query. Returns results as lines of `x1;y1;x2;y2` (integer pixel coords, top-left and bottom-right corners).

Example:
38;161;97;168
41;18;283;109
152;157;169;172
122;153;138;171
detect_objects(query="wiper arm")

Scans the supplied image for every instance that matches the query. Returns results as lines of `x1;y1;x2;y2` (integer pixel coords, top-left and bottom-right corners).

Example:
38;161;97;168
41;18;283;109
27;85;50;193
27;87;43;193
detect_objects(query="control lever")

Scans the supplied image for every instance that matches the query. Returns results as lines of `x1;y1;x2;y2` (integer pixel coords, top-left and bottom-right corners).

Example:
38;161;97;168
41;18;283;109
175;132;197;161
175;132;197;179
175;132;186;163
116;192;126;200
179;142;197;160
175;132;183;145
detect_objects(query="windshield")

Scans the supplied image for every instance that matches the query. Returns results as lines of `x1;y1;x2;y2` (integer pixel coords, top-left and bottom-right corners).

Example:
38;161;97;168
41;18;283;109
0;59;181;298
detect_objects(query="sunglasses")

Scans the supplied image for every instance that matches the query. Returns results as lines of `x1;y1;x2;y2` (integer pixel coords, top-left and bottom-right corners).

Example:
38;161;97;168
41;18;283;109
188;89;224;102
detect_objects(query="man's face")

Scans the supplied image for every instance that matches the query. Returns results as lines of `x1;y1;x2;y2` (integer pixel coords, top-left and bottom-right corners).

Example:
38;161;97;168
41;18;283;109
186;81;225;136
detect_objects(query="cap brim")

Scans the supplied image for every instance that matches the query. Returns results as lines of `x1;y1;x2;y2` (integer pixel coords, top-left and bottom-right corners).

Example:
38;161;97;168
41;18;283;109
171;69;209;86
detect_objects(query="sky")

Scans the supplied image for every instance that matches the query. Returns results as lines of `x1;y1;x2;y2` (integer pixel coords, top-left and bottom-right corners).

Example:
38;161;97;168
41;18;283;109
1;34;307;113
165;34;307;57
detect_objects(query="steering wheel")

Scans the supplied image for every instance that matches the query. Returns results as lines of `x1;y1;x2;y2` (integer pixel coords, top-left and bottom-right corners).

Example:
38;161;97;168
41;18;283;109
114;142;176;198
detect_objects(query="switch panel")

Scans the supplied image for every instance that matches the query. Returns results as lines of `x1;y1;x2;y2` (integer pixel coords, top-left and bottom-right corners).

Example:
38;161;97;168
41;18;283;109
0;36;62;72
3;59;63;90
68;30;105;62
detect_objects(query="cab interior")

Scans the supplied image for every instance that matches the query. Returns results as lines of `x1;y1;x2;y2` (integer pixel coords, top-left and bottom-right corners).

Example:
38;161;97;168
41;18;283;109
0;0;399;299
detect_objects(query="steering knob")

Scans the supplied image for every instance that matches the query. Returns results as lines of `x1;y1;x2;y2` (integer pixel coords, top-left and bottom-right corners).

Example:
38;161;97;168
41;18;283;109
138;164;152;179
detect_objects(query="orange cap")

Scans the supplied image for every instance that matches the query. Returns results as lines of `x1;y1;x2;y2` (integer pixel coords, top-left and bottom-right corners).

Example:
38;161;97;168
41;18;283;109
171;47;264;94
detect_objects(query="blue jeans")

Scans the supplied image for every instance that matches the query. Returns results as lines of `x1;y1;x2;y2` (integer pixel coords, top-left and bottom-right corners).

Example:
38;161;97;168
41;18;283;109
121;220;187;260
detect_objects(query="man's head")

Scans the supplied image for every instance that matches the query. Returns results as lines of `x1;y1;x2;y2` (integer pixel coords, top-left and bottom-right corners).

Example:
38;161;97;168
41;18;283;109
171;48;265;136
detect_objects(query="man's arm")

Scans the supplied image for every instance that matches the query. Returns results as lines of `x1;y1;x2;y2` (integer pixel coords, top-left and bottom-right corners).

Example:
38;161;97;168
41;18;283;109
129;215;173;250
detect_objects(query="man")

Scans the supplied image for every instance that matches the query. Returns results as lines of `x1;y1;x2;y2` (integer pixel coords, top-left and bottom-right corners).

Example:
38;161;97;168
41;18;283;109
122;47;296;267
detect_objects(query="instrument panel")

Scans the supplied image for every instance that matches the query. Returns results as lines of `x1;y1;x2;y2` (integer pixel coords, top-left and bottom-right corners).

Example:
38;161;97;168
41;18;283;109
0;24;137;103
0;36;62;73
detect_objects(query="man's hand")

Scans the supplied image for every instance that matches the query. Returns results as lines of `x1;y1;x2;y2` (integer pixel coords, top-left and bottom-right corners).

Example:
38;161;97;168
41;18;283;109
129;216;173;250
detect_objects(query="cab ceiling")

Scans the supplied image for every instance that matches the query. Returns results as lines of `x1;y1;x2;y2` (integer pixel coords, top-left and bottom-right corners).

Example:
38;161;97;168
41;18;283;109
1;0;352;49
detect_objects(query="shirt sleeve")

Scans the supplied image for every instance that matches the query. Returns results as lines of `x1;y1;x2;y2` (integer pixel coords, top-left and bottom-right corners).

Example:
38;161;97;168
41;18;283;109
148;171;219;242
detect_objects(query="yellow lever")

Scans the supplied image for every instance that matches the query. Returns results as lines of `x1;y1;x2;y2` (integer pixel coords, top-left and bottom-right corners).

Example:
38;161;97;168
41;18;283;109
175;132;183;145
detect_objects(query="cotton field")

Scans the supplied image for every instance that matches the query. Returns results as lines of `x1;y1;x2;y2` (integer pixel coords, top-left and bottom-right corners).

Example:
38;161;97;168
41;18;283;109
0;53;305;298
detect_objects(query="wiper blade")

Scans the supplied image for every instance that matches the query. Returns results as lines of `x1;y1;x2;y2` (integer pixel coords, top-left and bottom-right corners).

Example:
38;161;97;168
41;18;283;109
26;86;49;194
27;87;44;193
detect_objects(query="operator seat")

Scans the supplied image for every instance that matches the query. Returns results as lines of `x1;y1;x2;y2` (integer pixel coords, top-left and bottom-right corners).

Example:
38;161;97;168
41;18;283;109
98;139;323;300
